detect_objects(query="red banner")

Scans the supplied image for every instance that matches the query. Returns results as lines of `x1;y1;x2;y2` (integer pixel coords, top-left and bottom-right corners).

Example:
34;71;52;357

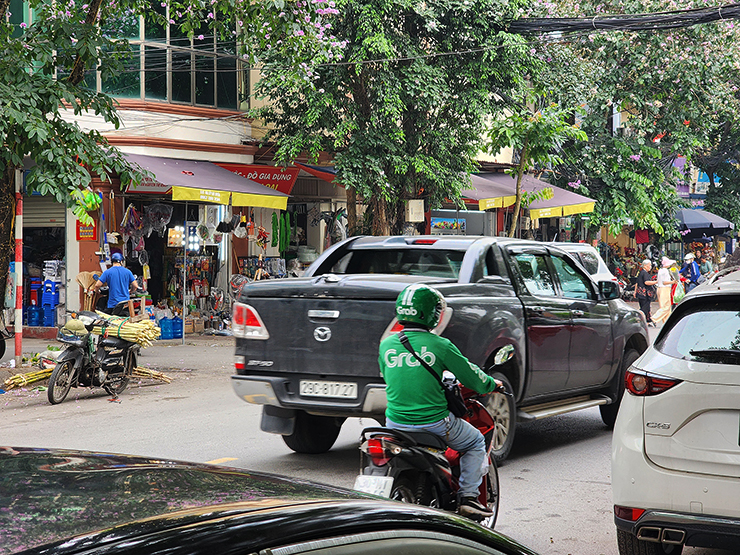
215;164;299;196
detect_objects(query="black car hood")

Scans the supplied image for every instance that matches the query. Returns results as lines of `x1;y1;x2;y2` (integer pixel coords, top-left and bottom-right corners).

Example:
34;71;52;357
0;447;357;554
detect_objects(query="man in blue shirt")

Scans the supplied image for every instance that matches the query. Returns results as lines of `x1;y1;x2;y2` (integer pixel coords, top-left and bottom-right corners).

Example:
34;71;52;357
89;252;138;315
680;253;701;292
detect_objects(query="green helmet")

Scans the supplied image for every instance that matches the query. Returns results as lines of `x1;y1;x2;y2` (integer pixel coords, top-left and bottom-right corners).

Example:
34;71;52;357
395;284;446;329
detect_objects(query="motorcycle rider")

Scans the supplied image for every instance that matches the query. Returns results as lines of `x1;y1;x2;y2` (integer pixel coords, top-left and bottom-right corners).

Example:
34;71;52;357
89;252;138;315
379;283;504;519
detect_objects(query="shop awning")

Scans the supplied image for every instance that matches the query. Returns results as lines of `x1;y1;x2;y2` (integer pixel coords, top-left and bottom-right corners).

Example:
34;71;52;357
294;162;340;184
465;173;596;218
675;208;734;240
124;153;288;210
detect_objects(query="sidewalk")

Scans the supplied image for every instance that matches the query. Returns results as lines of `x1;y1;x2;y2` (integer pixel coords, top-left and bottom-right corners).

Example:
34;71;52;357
0;333;236;389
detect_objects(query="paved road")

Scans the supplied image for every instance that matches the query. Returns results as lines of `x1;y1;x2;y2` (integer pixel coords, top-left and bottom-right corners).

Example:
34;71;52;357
0;331;730;555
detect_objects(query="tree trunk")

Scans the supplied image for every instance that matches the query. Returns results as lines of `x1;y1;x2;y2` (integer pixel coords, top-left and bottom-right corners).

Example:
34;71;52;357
370;194;390;235
346;187;357;236
0;168;16;305
508;139;530;238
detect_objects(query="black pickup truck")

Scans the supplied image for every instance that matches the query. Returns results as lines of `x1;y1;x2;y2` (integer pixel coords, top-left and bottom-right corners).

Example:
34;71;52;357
231;236;649;462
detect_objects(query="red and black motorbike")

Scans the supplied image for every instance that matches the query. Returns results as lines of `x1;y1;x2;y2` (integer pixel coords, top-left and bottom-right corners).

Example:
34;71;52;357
354;345;514;528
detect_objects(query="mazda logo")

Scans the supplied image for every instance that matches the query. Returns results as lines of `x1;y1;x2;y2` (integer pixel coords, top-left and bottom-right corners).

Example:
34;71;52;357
314;327;332;342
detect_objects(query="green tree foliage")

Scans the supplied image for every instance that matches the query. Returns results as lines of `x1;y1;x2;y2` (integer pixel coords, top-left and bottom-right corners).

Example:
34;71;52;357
487;97;586;236
528;0;740;238
251;0;534;234
0;0;334;303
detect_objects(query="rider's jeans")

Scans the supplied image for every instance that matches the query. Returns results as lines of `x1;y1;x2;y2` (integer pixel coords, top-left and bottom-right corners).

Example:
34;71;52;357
386;412;486;498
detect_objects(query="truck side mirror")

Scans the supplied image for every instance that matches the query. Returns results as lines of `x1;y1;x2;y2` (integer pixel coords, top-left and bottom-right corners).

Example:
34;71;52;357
599;280;620;300
493;344;515;366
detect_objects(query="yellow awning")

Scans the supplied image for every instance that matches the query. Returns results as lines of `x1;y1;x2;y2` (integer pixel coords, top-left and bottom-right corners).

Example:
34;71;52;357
478;195;517;211
466;173;596;218
123;153;289;210
171;186;288;210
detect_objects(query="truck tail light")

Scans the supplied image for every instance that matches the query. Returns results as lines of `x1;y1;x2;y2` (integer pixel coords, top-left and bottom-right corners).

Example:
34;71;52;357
232;302;270;340
625;370;681;396
614;506;646;521
360;436;402;467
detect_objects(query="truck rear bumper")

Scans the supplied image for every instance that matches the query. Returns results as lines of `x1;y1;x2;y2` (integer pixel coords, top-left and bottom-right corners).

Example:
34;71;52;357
231;375;388;415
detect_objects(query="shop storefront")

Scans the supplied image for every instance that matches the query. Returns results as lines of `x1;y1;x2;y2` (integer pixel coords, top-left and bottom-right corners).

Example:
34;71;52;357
21;194;67;328
74;154;290;325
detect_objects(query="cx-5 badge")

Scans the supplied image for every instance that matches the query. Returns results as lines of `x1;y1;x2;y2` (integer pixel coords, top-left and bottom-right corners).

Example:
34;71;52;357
314;327;332;342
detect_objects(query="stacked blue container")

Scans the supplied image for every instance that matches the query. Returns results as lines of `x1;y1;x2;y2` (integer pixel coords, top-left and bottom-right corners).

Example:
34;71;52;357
41;280;59;327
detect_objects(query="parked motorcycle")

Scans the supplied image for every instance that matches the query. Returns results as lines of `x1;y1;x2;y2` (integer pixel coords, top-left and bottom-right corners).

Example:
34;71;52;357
354;345;515;528
47;311;139;405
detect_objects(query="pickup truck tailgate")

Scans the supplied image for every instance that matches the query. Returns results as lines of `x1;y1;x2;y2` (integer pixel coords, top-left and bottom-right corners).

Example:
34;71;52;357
236;297;396;378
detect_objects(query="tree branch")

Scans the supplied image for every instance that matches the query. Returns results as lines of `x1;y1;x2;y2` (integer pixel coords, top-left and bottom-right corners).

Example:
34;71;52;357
67;0;105;86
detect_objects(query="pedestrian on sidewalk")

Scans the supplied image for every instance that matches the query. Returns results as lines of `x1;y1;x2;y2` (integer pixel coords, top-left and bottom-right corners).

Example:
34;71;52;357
680;253;701;292
634;259;657;327
652;257;676;327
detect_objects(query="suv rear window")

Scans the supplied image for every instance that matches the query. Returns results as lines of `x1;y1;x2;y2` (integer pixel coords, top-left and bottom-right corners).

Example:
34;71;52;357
330;249;465;278
656;300;740;363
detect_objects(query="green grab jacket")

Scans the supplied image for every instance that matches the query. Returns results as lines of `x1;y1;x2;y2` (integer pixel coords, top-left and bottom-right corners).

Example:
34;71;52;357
378;329;498;425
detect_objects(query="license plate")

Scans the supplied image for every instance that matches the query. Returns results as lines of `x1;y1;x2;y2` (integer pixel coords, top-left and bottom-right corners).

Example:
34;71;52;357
354;475;394;497
299;380;358;399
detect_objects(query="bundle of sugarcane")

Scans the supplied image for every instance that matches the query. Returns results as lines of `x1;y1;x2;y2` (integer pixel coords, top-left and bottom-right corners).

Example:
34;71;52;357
93;312;161;347
4;368;52;390
132;366;173;383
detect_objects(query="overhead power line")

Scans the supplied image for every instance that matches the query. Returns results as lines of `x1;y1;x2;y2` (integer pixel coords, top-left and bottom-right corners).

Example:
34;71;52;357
509;2;740;34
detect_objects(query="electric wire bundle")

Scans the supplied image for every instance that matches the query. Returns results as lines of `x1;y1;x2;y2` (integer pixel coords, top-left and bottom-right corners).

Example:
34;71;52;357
508;2;740;35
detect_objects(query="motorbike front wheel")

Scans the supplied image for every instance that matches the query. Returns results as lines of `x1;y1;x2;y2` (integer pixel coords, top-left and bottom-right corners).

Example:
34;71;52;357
479;460;500;529
48;360;75;405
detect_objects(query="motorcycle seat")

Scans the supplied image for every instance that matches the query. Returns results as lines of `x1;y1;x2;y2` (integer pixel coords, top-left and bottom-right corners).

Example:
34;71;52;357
99;336;133;349
402;431;447;450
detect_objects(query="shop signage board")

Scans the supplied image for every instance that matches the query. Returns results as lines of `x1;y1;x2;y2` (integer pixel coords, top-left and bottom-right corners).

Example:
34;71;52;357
215;164;299;195
76;220;98;241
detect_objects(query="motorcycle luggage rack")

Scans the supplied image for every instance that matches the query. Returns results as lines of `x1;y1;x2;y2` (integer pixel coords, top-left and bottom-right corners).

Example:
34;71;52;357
361;427;447;449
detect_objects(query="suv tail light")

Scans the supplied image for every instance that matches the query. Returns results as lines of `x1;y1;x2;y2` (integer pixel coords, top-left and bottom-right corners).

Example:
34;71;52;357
615;506;646;521
360;436;403;467
625;370;681;396
232;302;270;340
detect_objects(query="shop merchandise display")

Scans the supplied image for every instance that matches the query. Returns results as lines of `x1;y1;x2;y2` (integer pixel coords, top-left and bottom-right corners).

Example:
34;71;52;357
238;256;287;280
143;203;173;237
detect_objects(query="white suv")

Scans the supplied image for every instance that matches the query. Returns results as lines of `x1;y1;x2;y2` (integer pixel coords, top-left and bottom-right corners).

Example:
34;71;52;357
549;242;619;287
612;271;740;554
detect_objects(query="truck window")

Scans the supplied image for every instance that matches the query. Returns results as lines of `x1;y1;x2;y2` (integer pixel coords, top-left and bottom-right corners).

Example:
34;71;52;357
339;249;465;278
483;248;500;277
551;255;594;300
512;253;555;296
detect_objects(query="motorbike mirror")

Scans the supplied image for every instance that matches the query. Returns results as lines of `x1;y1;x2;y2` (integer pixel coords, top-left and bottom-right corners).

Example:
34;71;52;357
493;345;515;366
77;314;97;326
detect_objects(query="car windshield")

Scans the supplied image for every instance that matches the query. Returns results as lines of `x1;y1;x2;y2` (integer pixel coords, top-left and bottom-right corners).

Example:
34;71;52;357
331;249;465;278
656;301;740;362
